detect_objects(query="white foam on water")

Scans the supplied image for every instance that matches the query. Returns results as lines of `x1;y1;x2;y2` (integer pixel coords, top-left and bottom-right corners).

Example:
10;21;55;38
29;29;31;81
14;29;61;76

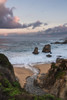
9;53;54;65
1;44;67;65
6;44;67;65
0;44;67;74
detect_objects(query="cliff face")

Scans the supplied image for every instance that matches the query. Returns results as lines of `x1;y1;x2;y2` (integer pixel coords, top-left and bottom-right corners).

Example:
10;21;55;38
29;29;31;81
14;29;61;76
35;58;67;100
0;53;16;82
0;54;22;100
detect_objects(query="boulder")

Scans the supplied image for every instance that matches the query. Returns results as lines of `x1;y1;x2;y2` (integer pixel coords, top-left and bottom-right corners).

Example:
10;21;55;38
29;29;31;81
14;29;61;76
33;47;39;54
42;44;51;53
52;40;67;44
63;40;67;44
46;54;52;57
57;55;62;58
53;42;62;44
56;58;64;63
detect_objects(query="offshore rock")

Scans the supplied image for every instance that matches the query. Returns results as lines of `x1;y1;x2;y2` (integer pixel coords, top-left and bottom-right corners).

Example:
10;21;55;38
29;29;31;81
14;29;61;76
33;47;39;54
42;44;51;53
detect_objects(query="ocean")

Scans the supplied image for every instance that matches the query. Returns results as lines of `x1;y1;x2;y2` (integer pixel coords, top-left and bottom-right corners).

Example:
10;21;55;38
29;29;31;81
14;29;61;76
0;35;67;72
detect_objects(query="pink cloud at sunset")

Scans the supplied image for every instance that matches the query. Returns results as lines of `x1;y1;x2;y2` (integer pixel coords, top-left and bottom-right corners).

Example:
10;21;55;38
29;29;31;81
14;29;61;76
0;0;7;4
14;16;20;23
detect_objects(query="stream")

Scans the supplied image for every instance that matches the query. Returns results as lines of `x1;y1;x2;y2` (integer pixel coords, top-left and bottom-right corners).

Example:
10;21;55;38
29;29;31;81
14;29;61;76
25;65;46;95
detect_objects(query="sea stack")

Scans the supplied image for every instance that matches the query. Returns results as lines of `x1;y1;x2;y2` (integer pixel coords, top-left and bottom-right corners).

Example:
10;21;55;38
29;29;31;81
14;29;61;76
42;44;51;53
33;47;39;54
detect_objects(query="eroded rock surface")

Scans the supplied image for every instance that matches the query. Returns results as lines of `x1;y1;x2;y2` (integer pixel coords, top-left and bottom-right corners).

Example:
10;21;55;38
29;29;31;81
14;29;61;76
35;58;67;100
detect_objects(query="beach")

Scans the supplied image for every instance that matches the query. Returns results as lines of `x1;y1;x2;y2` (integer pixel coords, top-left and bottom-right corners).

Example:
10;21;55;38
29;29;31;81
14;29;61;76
13;63;51;88
34;63;51;76
14;66;33;88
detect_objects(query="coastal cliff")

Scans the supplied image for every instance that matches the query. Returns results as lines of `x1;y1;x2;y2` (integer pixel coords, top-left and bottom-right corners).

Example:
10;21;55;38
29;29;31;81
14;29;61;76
0;53;22;100
0;53;63;100
35;58;67;100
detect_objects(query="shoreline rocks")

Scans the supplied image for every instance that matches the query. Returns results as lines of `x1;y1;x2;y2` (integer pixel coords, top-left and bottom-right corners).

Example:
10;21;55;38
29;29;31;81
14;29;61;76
46;54;52;57
52;40;67;44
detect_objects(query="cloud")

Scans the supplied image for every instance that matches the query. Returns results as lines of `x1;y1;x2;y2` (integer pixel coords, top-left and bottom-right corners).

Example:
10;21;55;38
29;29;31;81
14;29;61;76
63;23;67;27
0;0;23;28
28;21;43;29
0;0;7;4
45;24;67;34
22;21;48;29
0;0;48;29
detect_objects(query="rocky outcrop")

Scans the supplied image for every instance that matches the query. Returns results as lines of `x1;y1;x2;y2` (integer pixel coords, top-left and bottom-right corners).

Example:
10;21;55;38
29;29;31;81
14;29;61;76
56;58;64;63
0;53;16;82
33;47;39;54
46;54;52;57
42;44;51;53
34;58;67;100
0;54;22;100
52;40;67;44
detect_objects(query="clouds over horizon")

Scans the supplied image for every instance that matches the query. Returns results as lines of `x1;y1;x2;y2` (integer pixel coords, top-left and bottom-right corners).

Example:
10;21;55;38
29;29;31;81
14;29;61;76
22;21;47;29
0;0;47;29
45;24;67;35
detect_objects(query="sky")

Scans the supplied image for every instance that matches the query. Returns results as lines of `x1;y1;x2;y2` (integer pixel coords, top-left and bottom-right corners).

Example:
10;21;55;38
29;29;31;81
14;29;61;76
0;0;67;35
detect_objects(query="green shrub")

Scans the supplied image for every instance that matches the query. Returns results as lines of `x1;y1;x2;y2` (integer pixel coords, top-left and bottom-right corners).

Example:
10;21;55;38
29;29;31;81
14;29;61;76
34;94;62;100
9;88;21;96
3;78;12;88
55;71;66;79
34;96;37;100
44;94;55;100
1;78;21;97
13;81;21;88
3;86;21;96
51;63;57;69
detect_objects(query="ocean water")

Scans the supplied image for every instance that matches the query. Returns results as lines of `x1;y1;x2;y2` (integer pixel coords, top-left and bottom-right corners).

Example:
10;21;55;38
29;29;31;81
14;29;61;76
0;35;67;71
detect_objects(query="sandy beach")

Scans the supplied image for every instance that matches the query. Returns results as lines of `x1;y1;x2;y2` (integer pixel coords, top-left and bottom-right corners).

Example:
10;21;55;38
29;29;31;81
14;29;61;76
34;63;51;77
14;66;33;88
13;64;51;88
